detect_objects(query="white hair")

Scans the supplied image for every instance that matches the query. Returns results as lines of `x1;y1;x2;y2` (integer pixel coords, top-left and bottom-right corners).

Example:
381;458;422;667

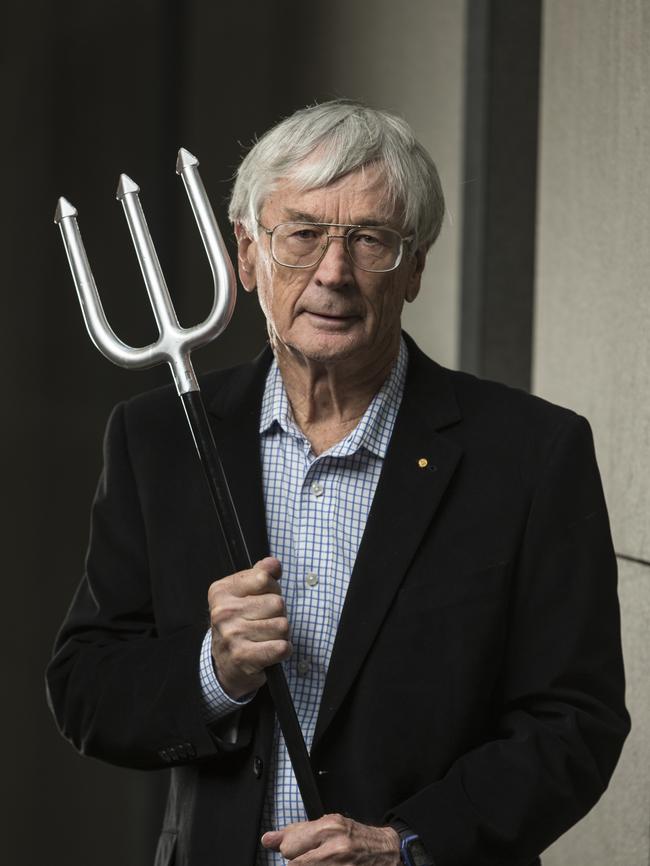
228;99;445;250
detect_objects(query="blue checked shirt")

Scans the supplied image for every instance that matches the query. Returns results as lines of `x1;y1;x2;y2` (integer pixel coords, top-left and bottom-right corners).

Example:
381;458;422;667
199;338;408;864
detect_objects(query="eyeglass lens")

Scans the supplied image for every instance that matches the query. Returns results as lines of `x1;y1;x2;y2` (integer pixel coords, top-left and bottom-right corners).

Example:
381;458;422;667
271;223;402;271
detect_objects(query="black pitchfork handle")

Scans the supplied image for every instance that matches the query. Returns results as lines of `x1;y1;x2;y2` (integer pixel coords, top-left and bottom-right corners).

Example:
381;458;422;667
181;390;324;820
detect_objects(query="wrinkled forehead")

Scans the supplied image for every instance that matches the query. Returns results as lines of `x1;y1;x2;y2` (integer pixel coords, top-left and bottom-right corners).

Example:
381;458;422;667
261;160;402;228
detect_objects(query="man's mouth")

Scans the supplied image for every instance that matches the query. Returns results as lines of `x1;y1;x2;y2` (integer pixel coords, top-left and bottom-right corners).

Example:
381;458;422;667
303;310;359;321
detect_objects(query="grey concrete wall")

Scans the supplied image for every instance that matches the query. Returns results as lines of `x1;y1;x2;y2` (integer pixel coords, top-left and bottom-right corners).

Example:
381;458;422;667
533;2;650;863
309;0;466;368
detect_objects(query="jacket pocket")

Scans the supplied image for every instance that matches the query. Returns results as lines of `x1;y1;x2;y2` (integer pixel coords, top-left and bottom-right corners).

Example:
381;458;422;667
154;830;177;866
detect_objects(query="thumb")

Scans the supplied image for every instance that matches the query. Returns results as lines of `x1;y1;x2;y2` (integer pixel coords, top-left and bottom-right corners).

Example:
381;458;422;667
255;556;282;580
261;830;283;850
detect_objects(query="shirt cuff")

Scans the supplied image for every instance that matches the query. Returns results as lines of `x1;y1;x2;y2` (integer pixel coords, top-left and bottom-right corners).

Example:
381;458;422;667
199;628;256;725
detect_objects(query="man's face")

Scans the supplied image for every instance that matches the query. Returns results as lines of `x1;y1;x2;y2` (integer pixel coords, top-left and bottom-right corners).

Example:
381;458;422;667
236;164;425;370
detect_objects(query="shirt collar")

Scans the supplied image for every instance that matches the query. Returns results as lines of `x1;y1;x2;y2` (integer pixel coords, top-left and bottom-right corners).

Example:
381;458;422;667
259;337;408;460
259;360;293;436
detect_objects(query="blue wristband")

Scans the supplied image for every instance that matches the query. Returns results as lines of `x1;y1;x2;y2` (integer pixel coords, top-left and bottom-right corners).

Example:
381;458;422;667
398;831;434;866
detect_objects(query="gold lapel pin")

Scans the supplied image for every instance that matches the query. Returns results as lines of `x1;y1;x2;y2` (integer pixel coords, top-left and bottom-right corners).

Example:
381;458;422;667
417;458;429;469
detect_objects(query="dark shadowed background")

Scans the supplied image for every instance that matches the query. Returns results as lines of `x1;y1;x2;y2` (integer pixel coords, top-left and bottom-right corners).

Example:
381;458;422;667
10;2;647;865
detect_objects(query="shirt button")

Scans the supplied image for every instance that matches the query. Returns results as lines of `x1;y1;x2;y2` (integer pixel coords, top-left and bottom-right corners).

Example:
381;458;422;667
311;481;324;497
297;659;311;676
306;572;319;588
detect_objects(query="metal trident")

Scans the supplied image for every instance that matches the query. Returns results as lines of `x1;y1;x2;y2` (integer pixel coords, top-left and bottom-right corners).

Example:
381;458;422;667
54;150;324;820
54;148;236;395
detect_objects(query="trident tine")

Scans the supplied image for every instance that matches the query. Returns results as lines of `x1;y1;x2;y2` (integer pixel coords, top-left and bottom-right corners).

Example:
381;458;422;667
115;173;197;394
54;197;159;370
116;174;181;334
175;149;237;352
55;153;324;821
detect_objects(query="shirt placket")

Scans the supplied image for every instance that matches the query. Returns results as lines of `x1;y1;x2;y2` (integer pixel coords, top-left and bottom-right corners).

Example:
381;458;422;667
270;437;330;838
258;342;407;865
290;452;330;742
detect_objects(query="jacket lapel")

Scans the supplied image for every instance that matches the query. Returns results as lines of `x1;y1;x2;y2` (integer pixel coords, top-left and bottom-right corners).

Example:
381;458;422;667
205;348;274;567
313;342;463;748
202;340;464;753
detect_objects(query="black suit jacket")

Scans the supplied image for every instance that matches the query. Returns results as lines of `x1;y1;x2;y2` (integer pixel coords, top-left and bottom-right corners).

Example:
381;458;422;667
47;336;629;866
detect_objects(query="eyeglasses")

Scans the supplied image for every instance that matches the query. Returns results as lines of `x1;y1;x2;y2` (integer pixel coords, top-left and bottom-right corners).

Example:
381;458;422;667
258;221;413;273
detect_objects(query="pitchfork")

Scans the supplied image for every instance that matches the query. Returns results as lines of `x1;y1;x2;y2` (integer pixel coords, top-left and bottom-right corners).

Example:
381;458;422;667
54;148;324;820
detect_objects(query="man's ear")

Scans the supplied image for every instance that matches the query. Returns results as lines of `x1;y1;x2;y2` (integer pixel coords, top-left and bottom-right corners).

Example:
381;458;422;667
405;247;426;303
234;222;257;292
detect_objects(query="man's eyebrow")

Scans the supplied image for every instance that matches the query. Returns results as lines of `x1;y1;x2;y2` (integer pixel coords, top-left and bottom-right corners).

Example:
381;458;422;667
282;209;388;227
283;210;320;222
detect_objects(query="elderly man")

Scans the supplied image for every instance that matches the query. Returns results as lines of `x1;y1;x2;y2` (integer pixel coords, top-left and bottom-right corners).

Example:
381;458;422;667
47;101;629;866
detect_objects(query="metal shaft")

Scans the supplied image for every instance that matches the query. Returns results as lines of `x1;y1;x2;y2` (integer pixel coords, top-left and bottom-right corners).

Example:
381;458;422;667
55;149;324;821
181;391;324;820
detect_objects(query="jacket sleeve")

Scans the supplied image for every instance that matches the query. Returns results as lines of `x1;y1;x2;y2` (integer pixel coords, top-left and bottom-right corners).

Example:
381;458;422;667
46;401;255;770
388;414;630;865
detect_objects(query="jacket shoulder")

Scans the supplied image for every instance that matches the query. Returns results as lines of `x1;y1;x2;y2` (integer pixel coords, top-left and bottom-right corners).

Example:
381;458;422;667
405;333;581;440
438;366;598;498
116;350;271;441
406;339;594;492
444;365;581;431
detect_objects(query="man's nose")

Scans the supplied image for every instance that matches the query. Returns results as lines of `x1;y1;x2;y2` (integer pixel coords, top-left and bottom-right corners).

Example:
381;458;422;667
313;235;354;288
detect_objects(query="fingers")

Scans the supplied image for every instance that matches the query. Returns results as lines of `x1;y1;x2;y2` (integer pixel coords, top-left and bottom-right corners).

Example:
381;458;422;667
233;556;282;598
241;592;286;623
262;815;345;860
261;815;401;864
208;557;282;605
215;612;290;650
242;615;290;641
207;556;291;699
211;593;286;630
228;638;293;671
208;567;286;629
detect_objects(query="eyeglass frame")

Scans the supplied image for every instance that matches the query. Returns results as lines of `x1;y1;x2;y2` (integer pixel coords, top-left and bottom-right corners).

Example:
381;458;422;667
257;220;414;273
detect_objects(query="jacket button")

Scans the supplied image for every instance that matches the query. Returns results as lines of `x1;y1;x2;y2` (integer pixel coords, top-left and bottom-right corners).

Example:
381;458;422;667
253;756;264;779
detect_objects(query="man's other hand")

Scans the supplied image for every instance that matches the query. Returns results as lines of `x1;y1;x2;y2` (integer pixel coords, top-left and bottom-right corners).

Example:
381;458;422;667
208;556;292;699
261;814;401;864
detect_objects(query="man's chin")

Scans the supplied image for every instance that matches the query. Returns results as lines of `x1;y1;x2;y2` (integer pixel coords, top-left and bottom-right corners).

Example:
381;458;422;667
285;332;365;366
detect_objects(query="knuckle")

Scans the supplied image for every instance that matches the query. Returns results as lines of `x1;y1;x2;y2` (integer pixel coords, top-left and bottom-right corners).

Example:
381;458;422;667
326;812;345;827
218;619;240;643
330;838;349;857
210;596;238;624
210;606;225;628
207;585;224;610
237;569;270;597
229;643;248;667
211;630;225;654
233;568;256;595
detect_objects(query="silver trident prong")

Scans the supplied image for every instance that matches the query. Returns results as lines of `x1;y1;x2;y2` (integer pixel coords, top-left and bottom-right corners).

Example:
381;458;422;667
54;149;237;394
54;150;325;819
